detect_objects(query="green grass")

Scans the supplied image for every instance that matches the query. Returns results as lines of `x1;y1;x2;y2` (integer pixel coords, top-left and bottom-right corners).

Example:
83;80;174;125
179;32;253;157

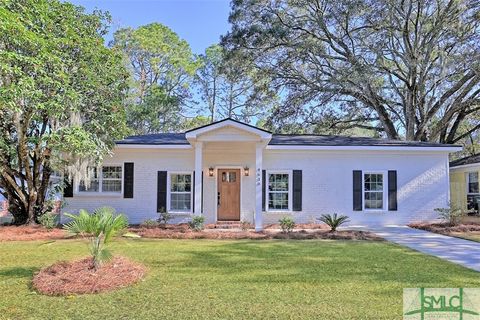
0;239;479;320
449;231;480;242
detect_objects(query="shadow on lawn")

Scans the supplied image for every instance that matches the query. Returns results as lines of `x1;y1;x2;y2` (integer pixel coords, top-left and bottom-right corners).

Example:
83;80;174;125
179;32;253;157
168;241;480;287
0;266;37;278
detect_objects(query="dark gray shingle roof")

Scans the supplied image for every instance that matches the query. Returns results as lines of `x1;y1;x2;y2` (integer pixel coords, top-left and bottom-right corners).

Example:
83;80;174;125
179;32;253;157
269;134;454;147
117;132;457;148
450;154;480;167
117;133;189;145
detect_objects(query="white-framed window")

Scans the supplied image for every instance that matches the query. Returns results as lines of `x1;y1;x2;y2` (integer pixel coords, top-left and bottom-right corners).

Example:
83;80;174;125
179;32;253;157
78;166;122;194
266;170;292;211
467;172;479;194
168;172;193;213
363;172;386;210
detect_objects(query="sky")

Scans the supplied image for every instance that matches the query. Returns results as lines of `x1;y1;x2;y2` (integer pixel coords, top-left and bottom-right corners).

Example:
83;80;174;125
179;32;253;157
69;0;232;54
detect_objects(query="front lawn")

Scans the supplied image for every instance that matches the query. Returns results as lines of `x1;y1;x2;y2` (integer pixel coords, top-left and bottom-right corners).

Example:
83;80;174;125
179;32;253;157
0;239;479;319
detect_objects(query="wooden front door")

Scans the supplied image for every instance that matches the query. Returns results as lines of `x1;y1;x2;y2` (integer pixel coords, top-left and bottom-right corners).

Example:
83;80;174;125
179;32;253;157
217;169;240;221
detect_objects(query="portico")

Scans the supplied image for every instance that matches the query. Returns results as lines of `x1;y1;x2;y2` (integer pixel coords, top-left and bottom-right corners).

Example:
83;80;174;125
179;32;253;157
185;119;271;231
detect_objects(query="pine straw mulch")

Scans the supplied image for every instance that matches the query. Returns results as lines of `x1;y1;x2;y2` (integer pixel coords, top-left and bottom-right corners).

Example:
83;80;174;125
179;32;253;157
32;256;146;296
409;221;480;235
0;225;69;241
0;224;381;241
129;225;382;241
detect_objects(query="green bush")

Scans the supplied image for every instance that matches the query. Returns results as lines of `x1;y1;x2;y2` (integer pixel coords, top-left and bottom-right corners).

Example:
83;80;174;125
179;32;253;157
317;213;350;232
158;210;173;226
434;204;468;226
38;212;57;230
279;216;296;233
188;215;205;231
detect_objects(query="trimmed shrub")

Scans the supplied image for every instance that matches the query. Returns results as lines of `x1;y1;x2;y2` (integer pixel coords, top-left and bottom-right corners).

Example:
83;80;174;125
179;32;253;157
188;215;205;231
434;204;467;226
279;216;295;233
158;210;173;226
318;213;350;232
38;212;57;230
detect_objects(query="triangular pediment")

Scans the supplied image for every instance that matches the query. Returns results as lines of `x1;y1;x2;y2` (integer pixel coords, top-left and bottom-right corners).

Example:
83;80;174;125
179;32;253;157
185;118;272;143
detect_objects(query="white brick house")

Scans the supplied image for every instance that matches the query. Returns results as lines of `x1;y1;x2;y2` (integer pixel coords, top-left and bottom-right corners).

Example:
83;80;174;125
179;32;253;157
62;118;461;230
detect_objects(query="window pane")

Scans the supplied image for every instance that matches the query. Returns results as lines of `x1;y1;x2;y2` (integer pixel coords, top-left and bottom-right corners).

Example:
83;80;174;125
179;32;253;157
365;192;383;209
102;166;122;179
268;174;289;191
469;172;479;183
171;174;191;192
221;172;236;182
79;180;99;192
102;180;121;192
268;192;289;210
468;172;479;194
170;193;191;211
364;174;382;191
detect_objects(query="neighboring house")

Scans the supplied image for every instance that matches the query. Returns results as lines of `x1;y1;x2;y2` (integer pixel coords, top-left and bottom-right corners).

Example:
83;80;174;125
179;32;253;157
450;154;480;214
62;118;461;230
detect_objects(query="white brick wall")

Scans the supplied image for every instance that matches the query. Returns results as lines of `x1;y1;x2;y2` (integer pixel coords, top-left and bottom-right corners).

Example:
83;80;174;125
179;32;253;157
262;150;449;226
63;145;450;227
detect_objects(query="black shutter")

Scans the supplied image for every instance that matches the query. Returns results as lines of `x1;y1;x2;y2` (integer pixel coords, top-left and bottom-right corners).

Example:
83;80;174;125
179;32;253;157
262;170;266;211
123;162;134;198
388;170;398;211
192;171;195;212
293;170;302;211
63;178;73;198
157;171;167;213
353;170;362;211
201;171;204;213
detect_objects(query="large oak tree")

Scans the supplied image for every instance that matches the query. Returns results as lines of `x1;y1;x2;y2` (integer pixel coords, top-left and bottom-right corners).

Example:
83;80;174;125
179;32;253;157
223;0;480;142
0;0;129;224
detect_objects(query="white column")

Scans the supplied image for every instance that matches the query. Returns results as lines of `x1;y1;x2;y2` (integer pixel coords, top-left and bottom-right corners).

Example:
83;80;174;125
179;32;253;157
194;142;203;216
255;142;264;231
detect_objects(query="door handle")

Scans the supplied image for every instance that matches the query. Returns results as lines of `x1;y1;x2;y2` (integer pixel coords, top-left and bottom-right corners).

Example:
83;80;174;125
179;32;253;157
217;192;221;206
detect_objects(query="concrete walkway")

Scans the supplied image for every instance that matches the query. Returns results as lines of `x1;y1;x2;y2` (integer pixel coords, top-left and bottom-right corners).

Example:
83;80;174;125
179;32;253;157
360;225;480;272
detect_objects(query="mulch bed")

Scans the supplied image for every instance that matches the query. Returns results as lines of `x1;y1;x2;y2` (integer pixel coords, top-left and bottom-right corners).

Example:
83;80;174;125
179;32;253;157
0;225;69;241
409;222;480;234
0;224;380;241
32;256;146;296
128;225;382;241
264;223;330;230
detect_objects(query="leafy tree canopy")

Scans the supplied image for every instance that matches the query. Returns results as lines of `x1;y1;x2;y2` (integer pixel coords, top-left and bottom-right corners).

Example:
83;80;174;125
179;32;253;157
112;23;200;134
195;44;278;124
223;0;480;143
0;0;129;224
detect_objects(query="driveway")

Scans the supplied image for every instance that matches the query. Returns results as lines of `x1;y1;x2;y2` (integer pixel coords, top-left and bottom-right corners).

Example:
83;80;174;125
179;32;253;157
359;225;480;272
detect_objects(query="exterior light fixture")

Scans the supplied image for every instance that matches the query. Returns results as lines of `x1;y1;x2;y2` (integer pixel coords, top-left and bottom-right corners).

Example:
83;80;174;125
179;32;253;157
209;167;214;177
244;166;250;176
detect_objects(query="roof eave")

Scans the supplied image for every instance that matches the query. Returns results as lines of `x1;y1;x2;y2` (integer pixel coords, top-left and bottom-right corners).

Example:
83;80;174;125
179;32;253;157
266;145;462;152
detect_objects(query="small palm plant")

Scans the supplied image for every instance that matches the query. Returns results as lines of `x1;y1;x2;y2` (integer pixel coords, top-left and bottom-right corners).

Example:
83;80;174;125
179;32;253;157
317;213;350;232
64;207;128;270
